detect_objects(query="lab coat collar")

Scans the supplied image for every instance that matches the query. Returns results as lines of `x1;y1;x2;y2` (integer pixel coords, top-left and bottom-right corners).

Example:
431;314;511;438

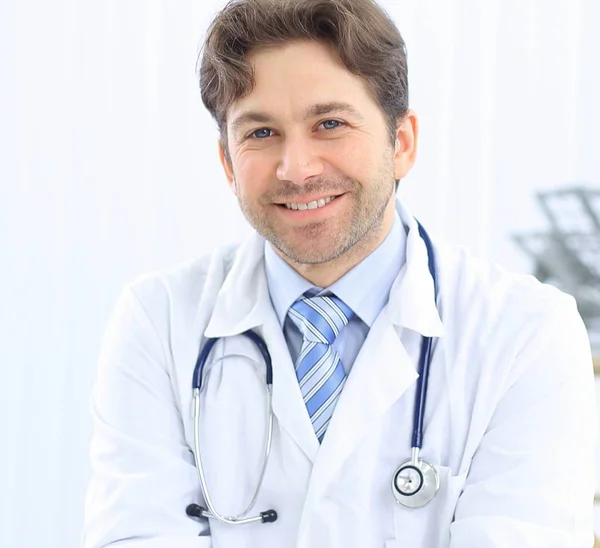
389;199;445;338
204;198;445;339
202;199;445;470
203;231;271;339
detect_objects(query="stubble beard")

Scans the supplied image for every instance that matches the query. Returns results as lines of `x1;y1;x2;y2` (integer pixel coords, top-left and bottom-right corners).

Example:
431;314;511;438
235;163;395;266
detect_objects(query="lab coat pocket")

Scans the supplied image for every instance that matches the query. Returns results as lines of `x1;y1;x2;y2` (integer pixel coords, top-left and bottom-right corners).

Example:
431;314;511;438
391;465;467;548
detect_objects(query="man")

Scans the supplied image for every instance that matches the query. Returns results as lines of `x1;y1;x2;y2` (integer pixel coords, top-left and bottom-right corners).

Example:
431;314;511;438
83;0;596;546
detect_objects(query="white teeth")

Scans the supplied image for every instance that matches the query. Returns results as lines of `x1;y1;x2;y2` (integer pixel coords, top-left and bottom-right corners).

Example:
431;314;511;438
285;196;336;210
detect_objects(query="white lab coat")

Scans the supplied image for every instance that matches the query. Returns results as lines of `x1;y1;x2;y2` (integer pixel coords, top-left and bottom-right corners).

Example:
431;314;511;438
83;200;597;548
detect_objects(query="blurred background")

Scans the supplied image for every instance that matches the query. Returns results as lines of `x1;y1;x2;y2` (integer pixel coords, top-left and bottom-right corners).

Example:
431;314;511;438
1;0;599;546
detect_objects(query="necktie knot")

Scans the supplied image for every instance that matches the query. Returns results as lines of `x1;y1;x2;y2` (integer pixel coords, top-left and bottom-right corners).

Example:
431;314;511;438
288;292;354;345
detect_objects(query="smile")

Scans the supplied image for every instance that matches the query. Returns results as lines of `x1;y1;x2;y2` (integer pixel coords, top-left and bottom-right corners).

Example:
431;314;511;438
284;196;338;211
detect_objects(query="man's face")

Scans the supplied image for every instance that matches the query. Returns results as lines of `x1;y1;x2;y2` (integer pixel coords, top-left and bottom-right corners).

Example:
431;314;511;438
219;40;413;265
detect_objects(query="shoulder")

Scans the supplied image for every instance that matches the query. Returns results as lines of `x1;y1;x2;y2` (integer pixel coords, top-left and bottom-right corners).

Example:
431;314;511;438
434;239;587;379
435;238;576;328
121;241;241;321
434;239;592;426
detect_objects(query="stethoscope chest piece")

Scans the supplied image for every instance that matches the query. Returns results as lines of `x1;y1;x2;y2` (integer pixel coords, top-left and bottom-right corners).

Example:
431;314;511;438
392;457;440;508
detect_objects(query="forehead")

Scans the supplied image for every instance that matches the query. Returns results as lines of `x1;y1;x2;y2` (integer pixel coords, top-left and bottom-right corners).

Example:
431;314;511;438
226;40;383;128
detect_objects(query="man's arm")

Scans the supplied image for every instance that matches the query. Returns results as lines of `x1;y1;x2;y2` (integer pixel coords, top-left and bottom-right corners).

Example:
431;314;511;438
83;285;210;548
450;294;596;547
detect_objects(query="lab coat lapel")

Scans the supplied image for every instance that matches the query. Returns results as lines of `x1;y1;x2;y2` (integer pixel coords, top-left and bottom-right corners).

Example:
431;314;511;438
298;312;417;535
299;199;446;534
204;232;319;464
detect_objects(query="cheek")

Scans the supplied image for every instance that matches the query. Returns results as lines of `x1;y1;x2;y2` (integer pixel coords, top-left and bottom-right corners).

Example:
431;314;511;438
335;145;382;182
233;155;274;196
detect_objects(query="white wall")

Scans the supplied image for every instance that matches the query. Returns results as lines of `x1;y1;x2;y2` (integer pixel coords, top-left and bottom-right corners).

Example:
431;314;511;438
1;1;599;546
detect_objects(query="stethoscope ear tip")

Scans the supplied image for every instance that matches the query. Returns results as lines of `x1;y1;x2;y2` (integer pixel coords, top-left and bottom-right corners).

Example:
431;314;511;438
260;509;278;523
186;503;204;518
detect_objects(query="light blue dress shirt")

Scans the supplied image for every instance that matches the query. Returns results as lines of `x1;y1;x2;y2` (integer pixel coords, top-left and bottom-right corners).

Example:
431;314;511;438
264;210;406;375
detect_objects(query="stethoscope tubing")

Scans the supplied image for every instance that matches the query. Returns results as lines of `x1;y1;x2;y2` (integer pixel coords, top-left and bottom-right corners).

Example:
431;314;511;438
191;384;275;524
411;221;438;450
193;330;274;390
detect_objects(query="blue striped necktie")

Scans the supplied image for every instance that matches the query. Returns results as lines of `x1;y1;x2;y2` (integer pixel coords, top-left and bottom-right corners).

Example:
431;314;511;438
287;291;354;443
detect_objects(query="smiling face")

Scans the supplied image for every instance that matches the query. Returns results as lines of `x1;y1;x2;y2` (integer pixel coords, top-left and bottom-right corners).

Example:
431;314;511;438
218;40;417;279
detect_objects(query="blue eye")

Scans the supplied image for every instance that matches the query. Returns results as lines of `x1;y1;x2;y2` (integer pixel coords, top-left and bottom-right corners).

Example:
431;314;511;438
322;120;343;130
250;128;273;139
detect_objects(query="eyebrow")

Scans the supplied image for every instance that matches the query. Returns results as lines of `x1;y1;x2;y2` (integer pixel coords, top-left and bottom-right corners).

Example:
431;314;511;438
229;101;364;136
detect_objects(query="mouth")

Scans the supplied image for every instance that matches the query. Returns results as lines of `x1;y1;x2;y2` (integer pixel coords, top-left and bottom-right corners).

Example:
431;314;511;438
274;193;346;219
275;193;345;211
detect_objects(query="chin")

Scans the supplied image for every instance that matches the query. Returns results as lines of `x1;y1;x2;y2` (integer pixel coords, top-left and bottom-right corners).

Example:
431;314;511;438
281;239;347;265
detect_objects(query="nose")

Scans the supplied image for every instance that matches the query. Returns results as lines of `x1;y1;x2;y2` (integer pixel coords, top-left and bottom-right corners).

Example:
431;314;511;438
276;136;325;184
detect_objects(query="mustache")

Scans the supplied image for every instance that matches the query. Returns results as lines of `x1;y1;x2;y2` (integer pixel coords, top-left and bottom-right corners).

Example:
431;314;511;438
267;178;356;201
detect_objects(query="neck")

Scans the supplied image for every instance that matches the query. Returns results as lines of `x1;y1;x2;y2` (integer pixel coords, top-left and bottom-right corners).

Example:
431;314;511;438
277;198;396;288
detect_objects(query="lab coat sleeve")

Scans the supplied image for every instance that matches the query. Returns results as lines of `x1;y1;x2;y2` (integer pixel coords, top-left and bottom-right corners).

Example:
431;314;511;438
83;285;211;548
449;293;597;547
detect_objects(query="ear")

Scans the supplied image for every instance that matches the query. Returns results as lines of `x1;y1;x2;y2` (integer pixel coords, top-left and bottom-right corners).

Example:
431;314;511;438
393;110;419;180
217;139;237;195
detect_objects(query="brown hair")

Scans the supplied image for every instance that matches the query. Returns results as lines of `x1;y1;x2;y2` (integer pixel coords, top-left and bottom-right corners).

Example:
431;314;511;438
198;0;409;164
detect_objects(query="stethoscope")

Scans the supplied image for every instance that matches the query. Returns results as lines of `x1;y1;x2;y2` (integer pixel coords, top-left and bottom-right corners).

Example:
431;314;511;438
186;220;441;527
